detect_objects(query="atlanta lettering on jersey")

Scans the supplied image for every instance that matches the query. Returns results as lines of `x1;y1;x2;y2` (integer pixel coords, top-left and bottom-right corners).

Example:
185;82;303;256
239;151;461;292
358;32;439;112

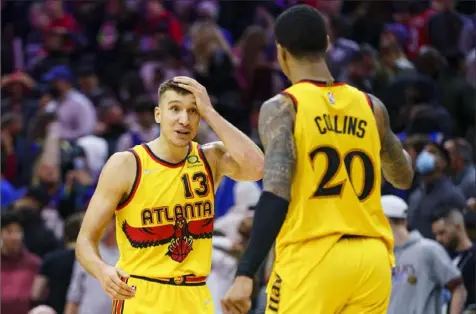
140;200;213;226
314;114;367;138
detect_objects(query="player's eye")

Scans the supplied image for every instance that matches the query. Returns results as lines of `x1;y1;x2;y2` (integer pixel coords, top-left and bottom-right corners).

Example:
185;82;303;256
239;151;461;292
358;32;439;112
189;108;198;114
171;106;180;112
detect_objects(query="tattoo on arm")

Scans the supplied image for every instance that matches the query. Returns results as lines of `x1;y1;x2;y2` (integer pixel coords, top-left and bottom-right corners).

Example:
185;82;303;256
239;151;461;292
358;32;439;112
258;94;297;201
369;94;413;189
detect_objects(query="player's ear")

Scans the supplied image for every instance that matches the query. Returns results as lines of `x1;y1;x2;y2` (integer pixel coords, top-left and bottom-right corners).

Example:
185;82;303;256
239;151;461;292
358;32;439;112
326;35;330;52
154;105;161;124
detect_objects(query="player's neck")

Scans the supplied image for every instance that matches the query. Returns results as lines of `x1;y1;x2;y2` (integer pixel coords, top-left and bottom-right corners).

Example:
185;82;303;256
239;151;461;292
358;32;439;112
289;59;334;84
151;136;190;163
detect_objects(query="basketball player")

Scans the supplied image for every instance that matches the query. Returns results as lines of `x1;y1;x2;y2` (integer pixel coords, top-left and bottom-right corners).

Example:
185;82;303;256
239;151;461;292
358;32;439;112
75;77;264;314
222;5;414;314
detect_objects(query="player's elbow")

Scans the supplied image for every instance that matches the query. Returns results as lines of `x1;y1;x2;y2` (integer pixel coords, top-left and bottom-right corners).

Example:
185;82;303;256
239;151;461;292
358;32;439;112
242;154;264;181
383;165;414;190
391;176;413;190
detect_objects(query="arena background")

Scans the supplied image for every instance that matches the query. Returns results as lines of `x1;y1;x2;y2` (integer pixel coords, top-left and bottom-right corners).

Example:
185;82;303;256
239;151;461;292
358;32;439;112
1;0;475;313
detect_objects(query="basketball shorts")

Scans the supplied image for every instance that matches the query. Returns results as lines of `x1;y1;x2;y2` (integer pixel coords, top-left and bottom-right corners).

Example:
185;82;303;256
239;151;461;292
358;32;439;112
112;274;214;314
266;236;391;314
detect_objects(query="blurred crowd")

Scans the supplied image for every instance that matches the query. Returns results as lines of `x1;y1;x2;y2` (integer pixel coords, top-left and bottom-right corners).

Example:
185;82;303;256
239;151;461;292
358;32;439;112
1;0;475;314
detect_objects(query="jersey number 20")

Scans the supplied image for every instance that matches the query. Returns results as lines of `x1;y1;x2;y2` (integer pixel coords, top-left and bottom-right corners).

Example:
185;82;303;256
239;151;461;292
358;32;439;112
309;146;375;201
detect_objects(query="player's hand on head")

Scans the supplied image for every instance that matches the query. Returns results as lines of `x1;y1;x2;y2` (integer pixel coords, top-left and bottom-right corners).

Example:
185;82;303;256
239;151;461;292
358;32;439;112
99;265;136;300
221;276;253;314
173;76;213;115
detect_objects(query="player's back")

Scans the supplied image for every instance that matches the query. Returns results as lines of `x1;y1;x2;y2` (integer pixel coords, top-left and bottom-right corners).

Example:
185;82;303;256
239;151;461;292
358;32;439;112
275;80;394;282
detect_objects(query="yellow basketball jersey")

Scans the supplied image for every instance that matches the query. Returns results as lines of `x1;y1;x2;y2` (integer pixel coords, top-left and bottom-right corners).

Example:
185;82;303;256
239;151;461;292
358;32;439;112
274;80;394;282
115;142;215;278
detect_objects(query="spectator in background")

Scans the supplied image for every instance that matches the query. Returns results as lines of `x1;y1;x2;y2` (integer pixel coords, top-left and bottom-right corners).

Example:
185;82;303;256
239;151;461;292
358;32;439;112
1;72;37;125
444;138;476;199
136;0;182;46
31;213;84;314
64;218;118;314
408;143;467;238
432;208;476;310
42;65;97;141
438;52;476;139
381;195;467;314
427;0;476;56
116;95;160;152
13;188;60;258
466;49;476;88
25;3;51;69
1;211;41;314
76;66;107;107
1;112;24;185
95;98;127;154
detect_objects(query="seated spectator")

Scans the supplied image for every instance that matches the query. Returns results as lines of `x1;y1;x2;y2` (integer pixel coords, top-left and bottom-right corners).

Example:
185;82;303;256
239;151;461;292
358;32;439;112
444;138;476;199
432;208;475;310
407;143;466;238
31;213;84;314
1;211;41;314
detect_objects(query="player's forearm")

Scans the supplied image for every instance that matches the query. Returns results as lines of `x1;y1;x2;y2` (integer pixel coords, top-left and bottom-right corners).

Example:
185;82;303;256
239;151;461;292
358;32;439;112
236;191;288;278
75;235;107;280
449;284;467;314
202;108;264;177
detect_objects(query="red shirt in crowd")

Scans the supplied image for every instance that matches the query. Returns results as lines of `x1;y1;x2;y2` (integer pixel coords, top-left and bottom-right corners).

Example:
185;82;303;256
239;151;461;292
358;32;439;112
406;8;438;59
136;10;182;45
1;248;41;314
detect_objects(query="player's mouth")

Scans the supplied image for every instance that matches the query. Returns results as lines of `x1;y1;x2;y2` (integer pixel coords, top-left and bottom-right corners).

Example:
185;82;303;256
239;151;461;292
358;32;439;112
175;130;191;137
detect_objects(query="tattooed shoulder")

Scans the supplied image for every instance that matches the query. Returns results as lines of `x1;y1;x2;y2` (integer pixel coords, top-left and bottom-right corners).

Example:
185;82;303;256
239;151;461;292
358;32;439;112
258;94;297;201
369;93;413;189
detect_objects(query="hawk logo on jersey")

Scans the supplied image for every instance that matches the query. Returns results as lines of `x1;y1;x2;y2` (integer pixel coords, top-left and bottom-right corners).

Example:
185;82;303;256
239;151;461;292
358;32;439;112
121;207;213;263
327;92;335;104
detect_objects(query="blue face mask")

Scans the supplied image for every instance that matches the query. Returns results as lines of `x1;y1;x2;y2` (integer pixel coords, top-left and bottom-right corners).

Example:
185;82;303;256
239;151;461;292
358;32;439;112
416;151;436;175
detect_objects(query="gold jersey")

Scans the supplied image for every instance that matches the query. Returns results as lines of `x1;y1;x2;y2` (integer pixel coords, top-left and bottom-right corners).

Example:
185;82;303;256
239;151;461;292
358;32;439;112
274;80;394;284
115;142;215;278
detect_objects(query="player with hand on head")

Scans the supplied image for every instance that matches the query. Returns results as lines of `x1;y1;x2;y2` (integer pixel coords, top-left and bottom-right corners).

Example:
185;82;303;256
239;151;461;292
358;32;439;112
76;77;263;314
222;5;413;314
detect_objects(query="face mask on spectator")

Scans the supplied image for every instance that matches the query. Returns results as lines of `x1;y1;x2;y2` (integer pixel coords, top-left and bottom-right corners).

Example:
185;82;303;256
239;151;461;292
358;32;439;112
416;151;436;175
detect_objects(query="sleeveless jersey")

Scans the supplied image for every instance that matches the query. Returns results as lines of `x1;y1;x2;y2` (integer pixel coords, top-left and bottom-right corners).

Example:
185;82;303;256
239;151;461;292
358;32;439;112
115;142;215;278
274;80;394;281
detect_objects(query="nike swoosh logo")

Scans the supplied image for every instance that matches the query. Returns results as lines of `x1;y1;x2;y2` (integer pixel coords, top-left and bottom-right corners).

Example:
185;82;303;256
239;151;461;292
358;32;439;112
204;299;212;306
143;169;159;174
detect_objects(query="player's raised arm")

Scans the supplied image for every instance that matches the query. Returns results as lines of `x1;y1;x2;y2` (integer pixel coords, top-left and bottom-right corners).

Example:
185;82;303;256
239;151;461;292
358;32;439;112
370;94;414;190
173;76;264;182
75;152;136;300
221;94;296;313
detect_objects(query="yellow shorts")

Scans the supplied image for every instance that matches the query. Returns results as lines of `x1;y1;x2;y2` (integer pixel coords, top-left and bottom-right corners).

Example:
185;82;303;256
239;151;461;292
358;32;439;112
266;236;391;314
112;275;214;314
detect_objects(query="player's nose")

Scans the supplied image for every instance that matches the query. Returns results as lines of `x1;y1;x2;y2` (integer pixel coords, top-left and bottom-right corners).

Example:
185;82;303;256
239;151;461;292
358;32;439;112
177;110;190;126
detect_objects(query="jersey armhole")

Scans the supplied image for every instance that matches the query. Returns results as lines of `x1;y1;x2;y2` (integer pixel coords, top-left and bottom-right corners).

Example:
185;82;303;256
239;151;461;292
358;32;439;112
198;145;215;192
116;149;142;210
281;91;298;112
364;93;374;112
